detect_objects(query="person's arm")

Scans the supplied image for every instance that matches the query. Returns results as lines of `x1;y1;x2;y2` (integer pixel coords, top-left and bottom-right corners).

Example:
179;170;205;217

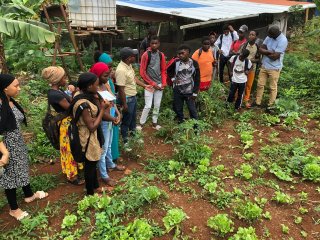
140;52;158;88
113;104;121;125
192;60;200;97
160;52;167;89
268;38;288;61
229;25;239;41
58;98;70;110
102;104;117;122
0;141;9;167
135;77;153;92
215;35;222;53
118;86;127;112
81;101;106;133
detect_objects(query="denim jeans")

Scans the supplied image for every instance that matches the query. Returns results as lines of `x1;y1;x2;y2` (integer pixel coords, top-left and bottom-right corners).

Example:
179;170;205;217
173;88;198;123
98;121;116;179
121;96;137;143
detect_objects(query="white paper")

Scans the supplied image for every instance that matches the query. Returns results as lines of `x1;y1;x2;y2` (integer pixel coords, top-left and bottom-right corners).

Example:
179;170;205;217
98;91;116;101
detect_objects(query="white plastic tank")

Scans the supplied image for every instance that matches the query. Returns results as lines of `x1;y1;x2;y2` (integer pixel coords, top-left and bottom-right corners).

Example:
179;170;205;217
68;0;116;28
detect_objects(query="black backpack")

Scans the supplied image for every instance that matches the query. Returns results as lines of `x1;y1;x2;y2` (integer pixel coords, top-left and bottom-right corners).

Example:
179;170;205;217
218;32;235;49
146;50;163;68
42;101;66;150
231;56;250;75
68;101;91;163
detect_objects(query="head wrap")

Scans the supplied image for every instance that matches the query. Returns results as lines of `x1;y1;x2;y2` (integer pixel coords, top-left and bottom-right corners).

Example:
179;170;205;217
89;62;109;78
77;72;98;91
41;66;65;85
98;53;112;65
0;74;26;134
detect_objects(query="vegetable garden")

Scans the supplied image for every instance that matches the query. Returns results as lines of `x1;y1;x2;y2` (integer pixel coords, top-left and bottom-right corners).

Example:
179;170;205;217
0;4;320;240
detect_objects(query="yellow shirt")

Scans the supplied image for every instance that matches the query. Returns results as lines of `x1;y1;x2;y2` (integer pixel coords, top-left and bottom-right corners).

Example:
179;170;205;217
115;61;137;96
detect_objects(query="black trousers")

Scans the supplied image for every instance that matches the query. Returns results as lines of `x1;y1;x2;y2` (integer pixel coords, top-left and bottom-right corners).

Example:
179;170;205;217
219;55;232;83
173;88;198;123
84;158;99;195
5;184;33;210
227;81;246;109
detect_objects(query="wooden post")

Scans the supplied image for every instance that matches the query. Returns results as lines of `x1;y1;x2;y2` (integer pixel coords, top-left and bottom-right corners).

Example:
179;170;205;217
305;8;310;23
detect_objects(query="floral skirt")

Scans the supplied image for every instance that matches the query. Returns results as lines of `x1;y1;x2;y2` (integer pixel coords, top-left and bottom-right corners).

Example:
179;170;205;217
59;117;83;179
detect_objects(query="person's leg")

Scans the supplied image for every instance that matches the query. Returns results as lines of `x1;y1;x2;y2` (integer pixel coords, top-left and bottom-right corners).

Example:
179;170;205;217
4;188;18;210
173;88;185;123
255;68;268;105
121;98;133;143
235;83;246;109
227;81;237;103
111;124;120;161
105;123;116;169
186;95;198;120
22;184;33;198
152;89;163;125
140;89;154;125
84;158;97;195
268;69;281;106
219;56;227;83
98;121;109;179
243;70;255;103
128;96;137;133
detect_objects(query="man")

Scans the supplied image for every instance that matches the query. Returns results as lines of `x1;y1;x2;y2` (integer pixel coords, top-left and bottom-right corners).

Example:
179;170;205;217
138;36;167;130
214;24;239;83
230;25;248;55
192;36;215;91
139;27;157;58
115;47;153;146
240;30;260;108
167;45;200;123
253;25;288;109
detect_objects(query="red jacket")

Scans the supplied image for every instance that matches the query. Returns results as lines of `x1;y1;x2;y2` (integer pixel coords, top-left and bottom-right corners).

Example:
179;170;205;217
140;48;167;87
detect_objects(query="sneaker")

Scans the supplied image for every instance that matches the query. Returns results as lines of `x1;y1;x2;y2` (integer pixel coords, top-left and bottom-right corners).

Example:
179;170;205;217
124;143;132;152
152;124;162;131
136;125;143;131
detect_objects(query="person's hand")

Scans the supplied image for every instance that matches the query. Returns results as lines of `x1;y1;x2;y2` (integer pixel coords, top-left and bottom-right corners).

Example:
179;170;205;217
122;104;128;113
189;95;197;101
68;84;75;93
228;25;234;32
218;49;223;54
113;116;121;125
154;85;162;91
100;100;109;110
145;85;154;92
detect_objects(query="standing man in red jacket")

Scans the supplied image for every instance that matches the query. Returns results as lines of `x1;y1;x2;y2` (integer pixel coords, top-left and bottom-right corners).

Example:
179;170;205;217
138;36;167;130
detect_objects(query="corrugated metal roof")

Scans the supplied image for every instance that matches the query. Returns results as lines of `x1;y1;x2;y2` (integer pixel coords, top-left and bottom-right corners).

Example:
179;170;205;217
116;0;316;21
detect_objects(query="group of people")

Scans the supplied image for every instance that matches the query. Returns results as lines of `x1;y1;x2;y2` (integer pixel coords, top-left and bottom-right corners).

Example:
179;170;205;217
0;22;288;221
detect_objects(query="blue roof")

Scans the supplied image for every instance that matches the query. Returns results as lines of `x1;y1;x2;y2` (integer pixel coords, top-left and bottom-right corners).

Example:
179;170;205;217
119;0;206;8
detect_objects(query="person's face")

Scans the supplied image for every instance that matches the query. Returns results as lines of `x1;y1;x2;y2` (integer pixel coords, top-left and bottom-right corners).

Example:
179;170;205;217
150;40;160;51
59;75;67;87
268;29;280;39
99;71;110;84
87;79;99;93
223;30;230;36
128;55;136;64
238;31;245;39
177;49;189;61
209;35;216;45
4;79;20;98
248;31;257;42
202;40;211;51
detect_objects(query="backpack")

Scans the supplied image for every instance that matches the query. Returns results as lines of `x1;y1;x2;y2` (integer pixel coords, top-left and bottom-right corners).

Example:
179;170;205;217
165;57;178;86
218;32;235;49
68;101;91;163
231;56;250;75
146;50;162;69
198;48;215;59
42;101;66;150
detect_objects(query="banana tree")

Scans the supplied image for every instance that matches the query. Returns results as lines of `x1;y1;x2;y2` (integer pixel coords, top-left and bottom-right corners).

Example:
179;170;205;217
0;18;56;73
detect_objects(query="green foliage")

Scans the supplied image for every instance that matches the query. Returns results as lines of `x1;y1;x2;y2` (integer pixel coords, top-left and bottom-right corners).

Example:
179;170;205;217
281;224;289;234
207;214;234;237
163;208;187;238
272;191;295;204
119;219;153;240
234;163;254;180
229;226;258;240
61;214;78;229
233;200;263;222
303;163;320;182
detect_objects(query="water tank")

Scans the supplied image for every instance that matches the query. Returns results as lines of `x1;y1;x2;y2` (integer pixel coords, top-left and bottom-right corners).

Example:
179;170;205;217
68;0;116;29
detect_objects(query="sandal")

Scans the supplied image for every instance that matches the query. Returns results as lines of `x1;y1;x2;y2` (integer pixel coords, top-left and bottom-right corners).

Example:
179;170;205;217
68;178;85;186
24;191;48;203
109;165;126;172
102;177;117;187
9;209;29;221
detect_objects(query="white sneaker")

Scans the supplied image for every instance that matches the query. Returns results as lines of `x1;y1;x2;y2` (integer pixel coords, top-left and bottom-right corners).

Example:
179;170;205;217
152;125;162;131
136;125;143;131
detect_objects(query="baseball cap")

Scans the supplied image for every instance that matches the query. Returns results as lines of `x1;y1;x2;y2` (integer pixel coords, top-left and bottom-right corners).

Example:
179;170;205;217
120;47;138;60
239;25;248;33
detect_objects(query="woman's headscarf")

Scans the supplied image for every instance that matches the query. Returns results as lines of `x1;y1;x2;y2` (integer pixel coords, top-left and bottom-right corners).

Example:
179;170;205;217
89;62;109;78
98;53;112;65
0;74;26;134
42;66;65;85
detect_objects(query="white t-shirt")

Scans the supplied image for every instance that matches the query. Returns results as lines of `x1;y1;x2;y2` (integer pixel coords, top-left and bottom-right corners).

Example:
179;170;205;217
229;56;252;83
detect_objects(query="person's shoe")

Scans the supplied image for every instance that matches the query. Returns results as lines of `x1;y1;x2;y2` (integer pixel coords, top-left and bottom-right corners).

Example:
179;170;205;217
136;125;143;131
250;102;261;108
265;106;274;114
102;177;116;187
124;143;132;152
152;124;162;131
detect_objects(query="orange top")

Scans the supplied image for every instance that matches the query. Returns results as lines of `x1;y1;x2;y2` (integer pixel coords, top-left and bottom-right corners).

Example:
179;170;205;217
192;49;215;84
240;0;311;6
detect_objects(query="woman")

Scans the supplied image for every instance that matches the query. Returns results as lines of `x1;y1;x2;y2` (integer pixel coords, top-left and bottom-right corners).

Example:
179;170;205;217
0;74;48;220
70;72;107;195
90;62;125;187
94;51;121;163
42;66;84;185
0;134;9;177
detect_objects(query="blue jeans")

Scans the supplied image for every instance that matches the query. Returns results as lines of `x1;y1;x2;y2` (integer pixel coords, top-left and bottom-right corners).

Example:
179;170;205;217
98;121;116;179
121;96;137;143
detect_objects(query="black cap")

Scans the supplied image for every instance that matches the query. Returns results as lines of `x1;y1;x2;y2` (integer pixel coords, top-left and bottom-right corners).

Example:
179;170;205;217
120;47;138;60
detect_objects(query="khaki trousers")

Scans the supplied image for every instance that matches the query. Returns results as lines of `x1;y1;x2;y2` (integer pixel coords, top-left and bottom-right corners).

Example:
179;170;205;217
243;70;256;102
256;67;280;106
